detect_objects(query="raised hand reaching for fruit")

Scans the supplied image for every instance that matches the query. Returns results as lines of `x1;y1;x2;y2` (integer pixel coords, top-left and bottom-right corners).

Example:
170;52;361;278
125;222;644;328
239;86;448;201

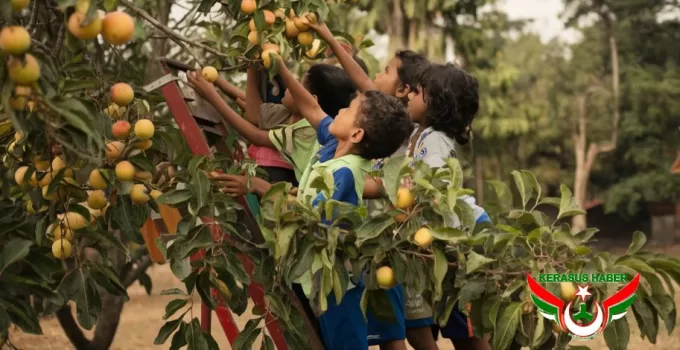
186;71;219;102
307;20;333;41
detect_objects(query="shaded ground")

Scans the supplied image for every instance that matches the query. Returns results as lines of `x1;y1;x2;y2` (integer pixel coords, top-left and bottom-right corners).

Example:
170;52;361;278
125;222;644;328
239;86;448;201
8;244;680;349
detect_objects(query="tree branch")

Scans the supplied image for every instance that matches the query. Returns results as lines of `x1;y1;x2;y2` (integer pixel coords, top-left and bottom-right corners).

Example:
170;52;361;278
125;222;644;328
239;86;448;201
123;254;153;287
56;305;91;349
119;0;226;61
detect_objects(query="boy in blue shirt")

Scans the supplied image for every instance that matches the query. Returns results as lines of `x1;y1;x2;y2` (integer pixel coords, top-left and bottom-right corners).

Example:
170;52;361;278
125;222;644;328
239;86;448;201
274;55;414;350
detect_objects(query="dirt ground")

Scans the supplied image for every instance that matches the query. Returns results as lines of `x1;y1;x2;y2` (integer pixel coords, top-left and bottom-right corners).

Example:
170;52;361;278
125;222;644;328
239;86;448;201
7;245;680;350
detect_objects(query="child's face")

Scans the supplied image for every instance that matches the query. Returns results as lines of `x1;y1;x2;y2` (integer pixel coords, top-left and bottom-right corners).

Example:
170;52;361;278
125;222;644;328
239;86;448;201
374;57;408;98
329;94;364;145
407;87;426;124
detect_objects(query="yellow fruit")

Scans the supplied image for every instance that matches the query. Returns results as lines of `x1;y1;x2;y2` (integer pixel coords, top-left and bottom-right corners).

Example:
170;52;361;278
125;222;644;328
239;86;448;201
60;211;88;230
130;184;149;204
201;66;219;83
115;161;136;181
42;185;67;201
105;141;125;160
14;166;29;186
102;11;135;45
249;19;257;32
284;19;299;38
248;31;260;45
294;16;310;31
110;82;134;106
376;266;395;289
12;0;30;12
88;169;108;190
263;10;276;25
274;8;286;19
305;39;322;58
134;119;154;140
87;190;107;209
39;171;54;187
52;239;73;259
135;139;152;151
67;12;103;40
51;156;66;172
413;227;434;248
0;26;31;55
297;31;314;47
262;43;280;53
560;282;577;301
7;54;41;85
135;170;153;181
52;224;74;241
112;120;131;139
33;156;50;171
262;50;275;68
304;12;317;24
240;0;257;14
150;189;162;200
396;187;414;209
104;104;126;119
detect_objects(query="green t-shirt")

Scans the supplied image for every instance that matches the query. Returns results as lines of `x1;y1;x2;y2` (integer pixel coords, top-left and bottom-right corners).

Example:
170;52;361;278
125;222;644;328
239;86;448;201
268;119;316;181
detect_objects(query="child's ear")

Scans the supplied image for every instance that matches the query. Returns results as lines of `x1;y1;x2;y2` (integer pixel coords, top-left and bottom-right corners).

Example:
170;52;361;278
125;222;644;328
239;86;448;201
395;84;411;99
311;94;319;102
349;128;365;145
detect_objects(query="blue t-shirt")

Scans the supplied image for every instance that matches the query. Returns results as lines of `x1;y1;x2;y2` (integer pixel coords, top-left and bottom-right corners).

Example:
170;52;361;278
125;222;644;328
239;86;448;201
310;117;359;207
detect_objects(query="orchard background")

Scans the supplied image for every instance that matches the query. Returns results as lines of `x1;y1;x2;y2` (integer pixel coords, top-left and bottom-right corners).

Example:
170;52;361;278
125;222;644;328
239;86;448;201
2;0;680;350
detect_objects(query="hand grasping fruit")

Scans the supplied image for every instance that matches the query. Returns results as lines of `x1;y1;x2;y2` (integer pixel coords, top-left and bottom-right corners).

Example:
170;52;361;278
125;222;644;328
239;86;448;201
201;66;219;83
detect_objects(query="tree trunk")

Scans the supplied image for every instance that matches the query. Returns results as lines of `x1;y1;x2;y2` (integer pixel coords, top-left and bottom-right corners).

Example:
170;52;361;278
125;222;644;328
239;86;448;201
475;157;484;205
387;0;404;55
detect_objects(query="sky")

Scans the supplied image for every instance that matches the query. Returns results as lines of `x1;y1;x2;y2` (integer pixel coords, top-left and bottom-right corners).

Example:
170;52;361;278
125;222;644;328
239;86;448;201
501;0;581;43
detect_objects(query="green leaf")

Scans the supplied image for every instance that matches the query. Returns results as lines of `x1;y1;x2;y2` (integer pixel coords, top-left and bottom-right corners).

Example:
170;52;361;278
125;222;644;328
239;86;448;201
466;251;496;274
626;231;647;255
430;227;467;243
631;298;658;343
103;0;119;11
185;318;210;350
355;214;395;245
603;317;629;350
557;184;586;220
382;156;407;205
164;299;188;320
432;246;447;301
511;170;529;208
191;171;211;210
156;189;193;206
161;288;188;296
155;318;183;345
0;238;33;271
501;279;524;298
0;297;42;334
492;302;521;350
233;318;262;350
521;170;541;203
261;334;275;350
275;223;299;260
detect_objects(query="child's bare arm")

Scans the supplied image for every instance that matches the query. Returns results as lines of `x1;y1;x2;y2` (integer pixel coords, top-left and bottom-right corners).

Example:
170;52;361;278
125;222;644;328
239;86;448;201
236;98;246;110
310;22;375;92
363;177;383;199
215;76;246;101
274;56;327;128
187;71;274;147
244;65;263;125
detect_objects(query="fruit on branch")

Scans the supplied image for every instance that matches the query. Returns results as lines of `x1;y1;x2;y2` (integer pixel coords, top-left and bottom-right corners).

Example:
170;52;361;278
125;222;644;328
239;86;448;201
413;227;433;248
297;32;314;47
51;156;67;172
396;187;414;209
87;190;108;209
106;141;125;160
376;266;396;289
42;185;67;201
150;189;162;199
284;19;299;38
0;26;31;55
134;119;155;140
294;16;311;31
52;239;72;259
68;12;103;40
130;184;150;204
88;169;108;190
51;224;74;241
112;120;132;139
560;282;577;301
14;166;29;186
7;54;40;85
59;211;88;230
248;31;260;45
201;66;219;83
261;50;277;68
263;10;276;25
135;170;152;181
102;11;135;45
240;0;257;15
110;82;134;106
33;156;50;171
11;0;30;12
135;139;152;151
305;39;322;58
274;8;286;19
104;104;126;119
115;161;135;181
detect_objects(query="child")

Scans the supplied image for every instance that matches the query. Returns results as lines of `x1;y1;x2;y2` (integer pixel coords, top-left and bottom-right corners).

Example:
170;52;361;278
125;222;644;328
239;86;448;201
405;62;491;350
186;63;357;186
274;54;414;350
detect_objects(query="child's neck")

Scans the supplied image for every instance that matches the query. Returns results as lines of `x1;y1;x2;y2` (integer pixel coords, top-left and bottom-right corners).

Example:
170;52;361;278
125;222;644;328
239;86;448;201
334;139;358;159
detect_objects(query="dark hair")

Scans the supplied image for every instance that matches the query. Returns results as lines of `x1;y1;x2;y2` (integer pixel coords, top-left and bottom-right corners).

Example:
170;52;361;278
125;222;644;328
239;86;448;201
356;90;414;159
395;50;429;91
353;55;369;75
304;64;356;118
416;63;479;145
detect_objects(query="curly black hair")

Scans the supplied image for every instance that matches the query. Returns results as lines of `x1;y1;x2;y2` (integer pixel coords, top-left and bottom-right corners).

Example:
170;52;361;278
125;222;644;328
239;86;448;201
415;63;479;145
304;64;356;118
395;50;429;91
355;90;414;159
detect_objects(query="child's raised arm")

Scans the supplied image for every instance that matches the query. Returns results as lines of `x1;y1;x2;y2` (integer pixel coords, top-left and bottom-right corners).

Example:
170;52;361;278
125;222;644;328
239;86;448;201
187;71;273;147
274;56;327;129
310;22;375;92
214;76;246;101
244;65;263;125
